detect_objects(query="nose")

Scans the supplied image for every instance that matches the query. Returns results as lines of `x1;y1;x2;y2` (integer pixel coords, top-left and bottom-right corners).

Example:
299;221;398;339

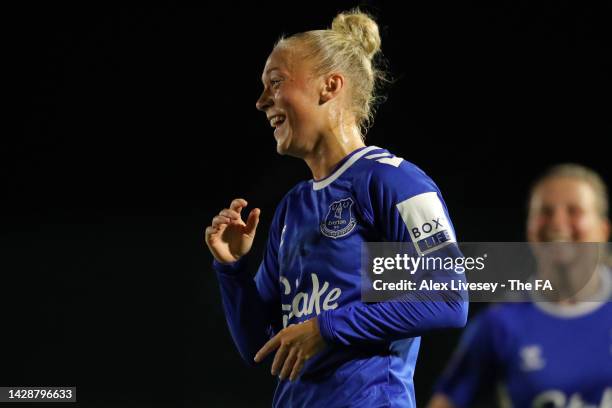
545;207;571;236
256;88;273;112
550;207;569;228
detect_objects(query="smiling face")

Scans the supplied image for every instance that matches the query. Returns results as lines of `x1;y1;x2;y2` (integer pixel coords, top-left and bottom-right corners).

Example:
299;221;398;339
527;176;609;243
255;45;326;157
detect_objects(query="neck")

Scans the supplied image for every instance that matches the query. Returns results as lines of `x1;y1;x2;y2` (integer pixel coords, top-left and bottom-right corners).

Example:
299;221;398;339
538;258;604;303
558;265;602;304
304;124;365;180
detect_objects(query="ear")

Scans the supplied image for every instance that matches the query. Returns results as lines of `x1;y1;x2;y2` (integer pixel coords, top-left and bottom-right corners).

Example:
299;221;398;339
319;73;345;104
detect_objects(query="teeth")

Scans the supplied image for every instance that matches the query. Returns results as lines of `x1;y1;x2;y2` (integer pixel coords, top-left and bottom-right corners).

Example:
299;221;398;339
269;115;285;127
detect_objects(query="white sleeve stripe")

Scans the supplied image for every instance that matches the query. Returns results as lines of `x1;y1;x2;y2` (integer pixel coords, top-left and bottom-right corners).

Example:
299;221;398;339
376;157;403;168
365;152;392;160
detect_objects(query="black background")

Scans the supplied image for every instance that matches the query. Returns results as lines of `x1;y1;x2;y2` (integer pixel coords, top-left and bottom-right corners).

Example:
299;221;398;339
3;1;610;407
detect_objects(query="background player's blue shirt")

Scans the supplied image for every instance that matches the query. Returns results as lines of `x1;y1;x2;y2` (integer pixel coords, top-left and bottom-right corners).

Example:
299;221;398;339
215;146;468;407
435;267;612;408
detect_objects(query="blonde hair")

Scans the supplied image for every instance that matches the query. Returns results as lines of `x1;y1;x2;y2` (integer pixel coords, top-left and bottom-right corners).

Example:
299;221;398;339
277;8;387;135
530;163;609;219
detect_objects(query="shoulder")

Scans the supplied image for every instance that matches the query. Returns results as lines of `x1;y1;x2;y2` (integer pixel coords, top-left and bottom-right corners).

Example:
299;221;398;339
349;147;456;241
353;146;440;200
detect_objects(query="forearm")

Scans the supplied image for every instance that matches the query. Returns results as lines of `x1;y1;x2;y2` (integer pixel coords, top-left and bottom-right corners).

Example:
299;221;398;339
318;291;467;346
215;258;275;365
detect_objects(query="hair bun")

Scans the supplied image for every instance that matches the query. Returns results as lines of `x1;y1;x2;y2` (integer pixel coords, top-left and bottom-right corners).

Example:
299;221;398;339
331;10;381;60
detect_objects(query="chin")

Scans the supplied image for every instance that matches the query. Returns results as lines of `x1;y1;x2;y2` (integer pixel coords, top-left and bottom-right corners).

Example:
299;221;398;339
274;133;301;158
275;136;290;155
276;144;288;156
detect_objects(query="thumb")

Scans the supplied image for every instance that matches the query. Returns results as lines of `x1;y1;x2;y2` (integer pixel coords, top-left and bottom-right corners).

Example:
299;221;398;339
244;208;261;237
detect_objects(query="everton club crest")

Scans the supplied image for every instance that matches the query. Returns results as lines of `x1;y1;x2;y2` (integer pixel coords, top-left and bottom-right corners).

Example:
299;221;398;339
320;197;357;239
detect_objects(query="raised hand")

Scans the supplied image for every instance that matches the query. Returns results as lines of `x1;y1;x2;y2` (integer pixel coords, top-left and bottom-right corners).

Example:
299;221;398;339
205;198;260;264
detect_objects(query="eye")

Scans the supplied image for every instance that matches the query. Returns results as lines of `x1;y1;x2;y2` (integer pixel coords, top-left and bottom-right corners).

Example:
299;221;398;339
270;78;282;88
567;205;584;217
540;206;554;218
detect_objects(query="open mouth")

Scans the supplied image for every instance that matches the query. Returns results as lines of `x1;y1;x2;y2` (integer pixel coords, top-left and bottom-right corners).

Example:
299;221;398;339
269;114;286;128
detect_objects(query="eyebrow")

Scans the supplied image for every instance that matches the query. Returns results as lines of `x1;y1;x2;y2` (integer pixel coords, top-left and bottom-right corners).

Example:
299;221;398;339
261;67;283;84
265;67;281;75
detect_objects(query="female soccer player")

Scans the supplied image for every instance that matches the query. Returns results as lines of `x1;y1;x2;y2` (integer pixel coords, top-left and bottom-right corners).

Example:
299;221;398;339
428;164;612;408
205;9;467;407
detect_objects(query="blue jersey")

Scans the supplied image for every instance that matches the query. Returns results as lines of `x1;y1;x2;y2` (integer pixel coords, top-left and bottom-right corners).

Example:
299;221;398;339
215;146;468;407
435;268;612;408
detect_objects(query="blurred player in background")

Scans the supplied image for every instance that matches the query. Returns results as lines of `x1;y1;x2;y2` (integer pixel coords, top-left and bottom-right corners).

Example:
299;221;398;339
205;9;467;408
428;164;612;408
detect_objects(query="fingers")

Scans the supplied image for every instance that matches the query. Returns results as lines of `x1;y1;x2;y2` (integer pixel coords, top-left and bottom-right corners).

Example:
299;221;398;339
289;355;306;381
253;319;324;382
219;208;241;221
264;339;302;381
211;215;230;228
254;334;280;363
208;199;255;230
230;198;248;213
254;330;306;382
279;349;298;380
204;226;216;240
209;205;249;232
244;208;261;236
270;343;290;376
